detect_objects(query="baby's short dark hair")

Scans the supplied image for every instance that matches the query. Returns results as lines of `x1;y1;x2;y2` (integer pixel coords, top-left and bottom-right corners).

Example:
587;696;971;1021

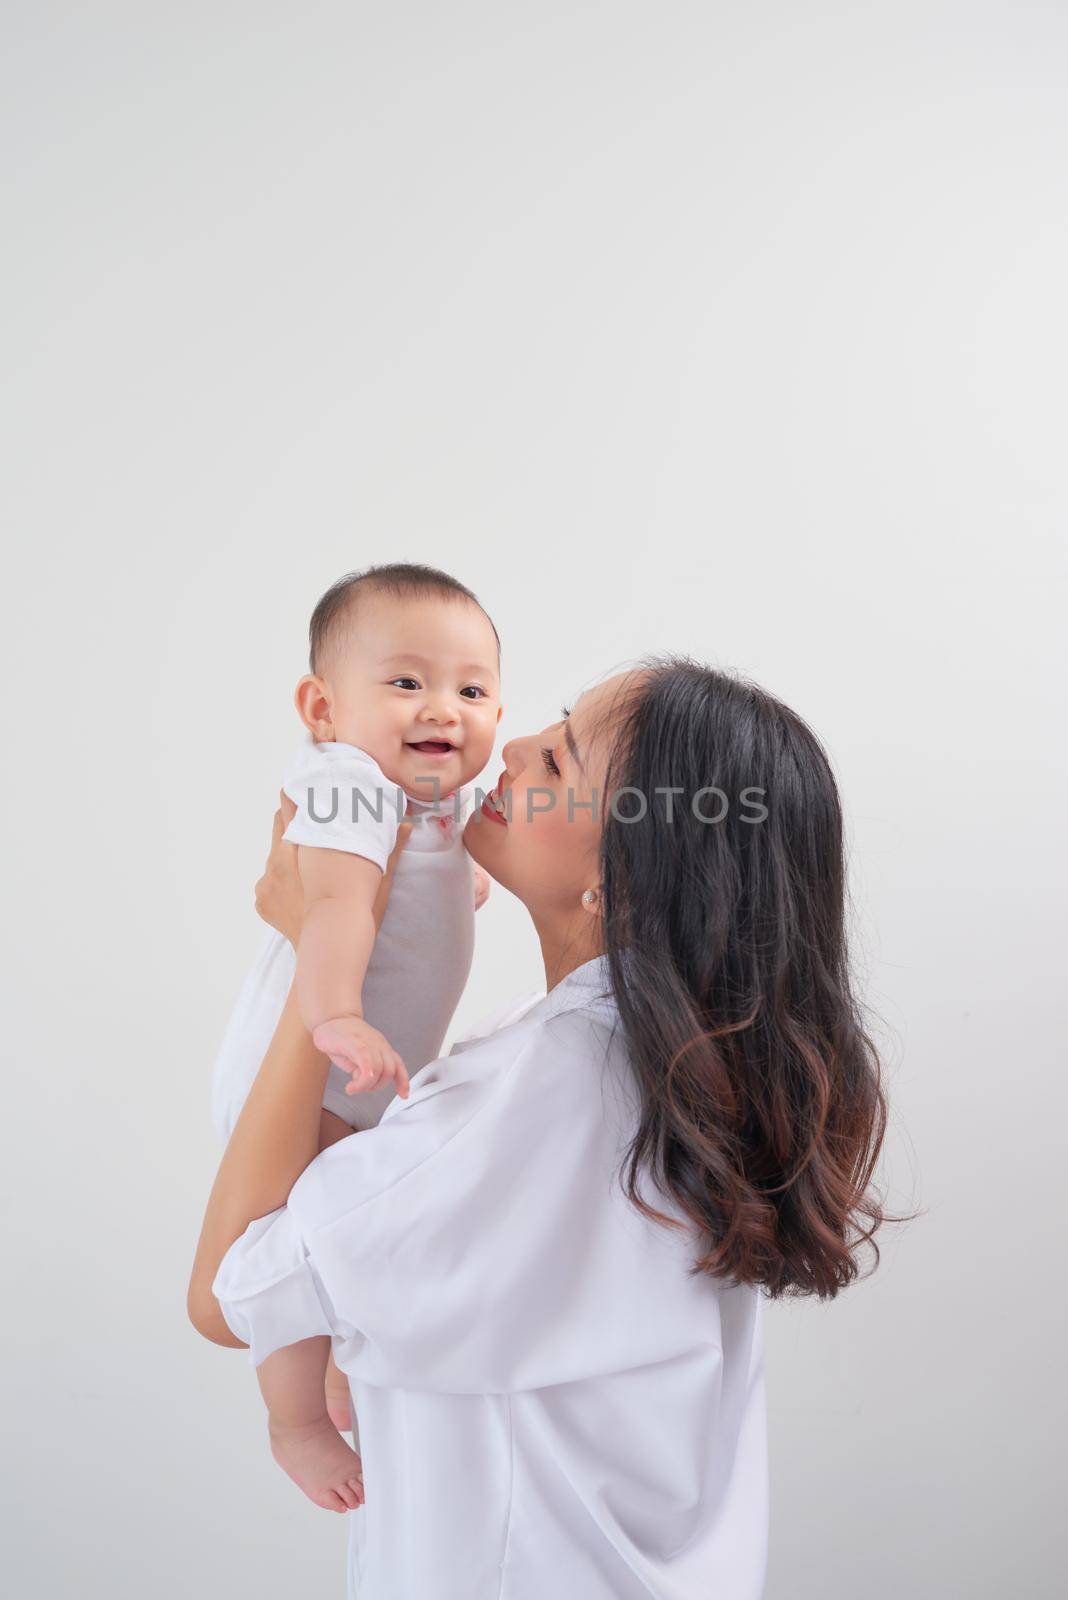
308;562;501;675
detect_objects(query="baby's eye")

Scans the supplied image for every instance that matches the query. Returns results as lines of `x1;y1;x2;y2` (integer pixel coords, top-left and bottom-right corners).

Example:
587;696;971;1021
460;686;488;699
390;678;421;691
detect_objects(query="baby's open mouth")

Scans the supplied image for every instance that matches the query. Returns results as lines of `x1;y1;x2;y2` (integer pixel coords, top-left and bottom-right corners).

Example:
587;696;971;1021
407;739;456;755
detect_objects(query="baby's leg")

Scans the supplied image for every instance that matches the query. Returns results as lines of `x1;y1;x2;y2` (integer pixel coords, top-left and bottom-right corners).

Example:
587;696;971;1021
324;1352;352;1433
257;1336;364;1513
317;1109;355;1431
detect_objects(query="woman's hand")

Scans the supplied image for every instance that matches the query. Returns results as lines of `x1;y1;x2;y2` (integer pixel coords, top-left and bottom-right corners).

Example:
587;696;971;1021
255;790;414;946
254;793;303;945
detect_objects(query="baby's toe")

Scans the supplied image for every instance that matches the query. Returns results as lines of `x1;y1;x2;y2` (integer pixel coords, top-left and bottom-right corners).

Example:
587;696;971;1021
334;1481;359;1510
318;1488;347;1513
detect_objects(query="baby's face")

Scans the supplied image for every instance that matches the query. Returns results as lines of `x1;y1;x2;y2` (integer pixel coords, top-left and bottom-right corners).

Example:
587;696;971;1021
313;592;502;799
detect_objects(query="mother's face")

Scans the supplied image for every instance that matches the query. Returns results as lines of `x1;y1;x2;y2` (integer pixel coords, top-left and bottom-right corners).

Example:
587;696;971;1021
463;672;643;919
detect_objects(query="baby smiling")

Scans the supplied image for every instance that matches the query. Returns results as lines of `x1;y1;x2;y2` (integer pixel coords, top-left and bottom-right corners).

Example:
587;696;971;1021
286;574;501;1100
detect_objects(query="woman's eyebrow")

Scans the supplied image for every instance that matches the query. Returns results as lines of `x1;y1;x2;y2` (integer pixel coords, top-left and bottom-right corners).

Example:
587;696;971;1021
561;715;584;774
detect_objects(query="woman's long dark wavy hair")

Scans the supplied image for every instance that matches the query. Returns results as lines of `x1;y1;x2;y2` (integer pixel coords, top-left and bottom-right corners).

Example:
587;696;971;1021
596;656;912;1300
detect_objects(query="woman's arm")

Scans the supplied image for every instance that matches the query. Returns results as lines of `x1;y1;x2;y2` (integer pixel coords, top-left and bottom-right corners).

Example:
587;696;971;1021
188;793;412;1346
188;985;329;1346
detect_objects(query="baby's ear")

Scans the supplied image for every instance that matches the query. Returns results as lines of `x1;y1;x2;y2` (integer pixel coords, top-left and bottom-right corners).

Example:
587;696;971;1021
294;674;334;738
496;703;503;723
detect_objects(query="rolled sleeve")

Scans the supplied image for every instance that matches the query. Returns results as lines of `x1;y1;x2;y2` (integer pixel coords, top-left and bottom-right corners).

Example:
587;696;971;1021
211;1207;346;1367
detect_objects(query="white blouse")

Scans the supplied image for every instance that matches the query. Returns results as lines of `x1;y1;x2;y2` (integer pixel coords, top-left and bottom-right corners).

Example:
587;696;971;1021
213;955;769;1599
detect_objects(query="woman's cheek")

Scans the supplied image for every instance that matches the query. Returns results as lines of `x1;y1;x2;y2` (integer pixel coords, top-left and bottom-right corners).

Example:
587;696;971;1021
529;791;585;870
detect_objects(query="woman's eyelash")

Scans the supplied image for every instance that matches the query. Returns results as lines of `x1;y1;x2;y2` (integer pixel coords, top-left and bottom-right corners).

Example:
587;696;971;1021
540;746;561;777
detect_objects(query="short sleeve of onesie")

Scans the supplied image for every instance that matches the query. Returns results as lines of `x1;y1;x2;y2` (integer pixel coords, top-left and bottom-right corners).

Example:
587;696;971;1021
280;739;402;873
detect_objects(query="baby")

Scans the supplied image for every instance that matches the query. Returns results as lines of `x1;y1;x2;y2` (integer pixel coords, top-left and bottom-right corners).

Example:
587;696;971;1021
211;561;502;1513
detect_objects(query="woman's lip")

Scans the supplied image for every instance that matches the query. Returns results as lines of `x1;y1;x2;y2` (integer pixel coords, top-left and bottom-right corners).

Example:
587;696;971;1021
480;795;508;827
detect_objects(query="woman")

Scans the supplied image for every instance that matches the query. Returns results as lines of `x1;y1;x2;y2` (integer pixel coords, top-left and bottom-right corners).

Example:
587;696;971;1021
189;658;893;1599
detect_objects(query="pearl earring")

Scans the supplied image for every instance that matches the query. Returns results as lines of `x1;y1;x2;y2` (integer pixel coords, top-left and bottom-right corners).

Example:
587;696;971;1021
582;889;598;907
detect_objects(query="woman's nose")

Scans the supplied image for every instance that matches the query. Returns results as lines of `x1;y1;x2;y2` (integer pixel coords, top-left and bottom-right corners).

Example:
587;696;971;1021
500;735;530;775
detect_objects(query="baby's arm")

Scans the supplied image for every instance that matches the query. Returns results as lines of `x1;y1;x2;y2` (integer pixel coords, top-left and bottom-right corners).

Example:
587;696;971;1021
294;846;410;1099
294;846;378;1025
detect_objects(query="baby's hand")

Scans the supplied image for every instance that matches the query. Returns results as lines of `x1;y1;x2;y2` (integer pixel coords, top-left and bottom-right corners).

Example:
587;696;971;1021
312;1016;410;1100
473;865;490;911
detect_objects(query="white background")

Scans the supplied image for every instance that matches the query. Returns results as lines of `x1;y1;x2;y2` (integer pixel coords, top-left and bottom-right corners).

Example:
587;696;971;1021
2;3;1065;1595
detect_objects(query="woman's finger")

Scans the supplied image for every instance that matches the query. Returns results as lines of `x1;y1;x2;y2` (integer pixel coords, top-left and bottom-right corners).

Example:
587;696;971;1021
372;818;414;930
273;789;296;841
393;1054;410;1099
388;817;414;867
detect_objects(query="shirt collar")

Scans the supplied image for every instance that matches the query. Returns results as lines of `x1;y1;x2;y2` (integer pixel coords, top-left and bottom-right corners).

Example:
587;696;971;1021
520;953;618;1025
447;953;620;1058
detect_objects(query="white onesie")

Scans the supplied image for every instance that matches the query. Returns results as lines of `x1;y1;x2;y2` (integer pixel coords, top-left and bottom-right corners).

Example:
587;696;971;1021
211;733;476;1141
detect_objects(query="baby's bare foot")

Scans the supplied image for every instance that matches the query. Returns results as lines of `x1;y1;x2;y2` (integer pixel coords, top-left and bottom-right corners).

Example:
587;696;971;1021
268;1415;365;1513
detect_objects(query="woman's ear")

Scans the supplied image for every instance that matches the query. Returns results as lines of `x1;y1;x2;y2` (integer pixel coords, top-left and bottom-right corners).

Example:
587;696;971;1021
294;674;334;739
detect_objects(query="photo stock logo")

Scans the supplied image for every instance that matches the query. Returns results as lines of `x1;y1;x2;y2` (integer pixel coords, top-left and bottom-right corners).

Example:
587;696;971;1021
298;780;769;828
